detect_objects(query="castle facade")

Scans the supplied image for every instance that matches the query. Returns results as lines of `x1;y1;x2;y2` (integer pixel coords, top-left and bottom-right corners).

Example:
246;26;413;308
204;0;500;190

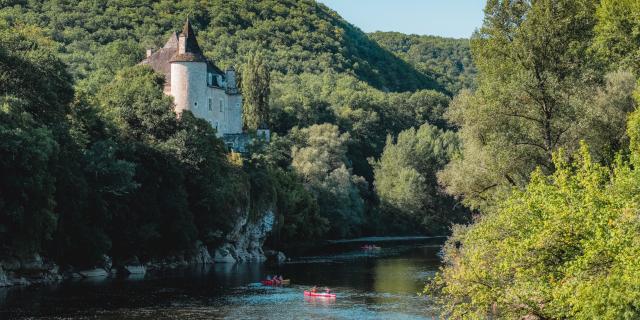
141;19;243;138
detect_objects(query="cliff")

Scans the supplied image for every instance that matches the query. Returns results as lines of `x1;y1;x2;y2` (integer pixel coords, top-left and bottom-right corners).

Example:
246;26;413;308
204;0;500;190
0;209;275;287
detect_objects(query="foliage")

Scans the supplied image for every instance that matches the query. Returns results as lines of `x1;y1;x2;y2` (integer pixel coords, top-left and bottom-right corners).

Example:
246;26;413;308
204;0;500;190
0;0;478;266
429;1;640;318
97;66;178;142
0;0;439;92
370;32;476;94
0;99;58;255
270;71;451;181
437;0;634;210
288;123;366;238
428;143;640;319
372;124;468;234
0;0;471;242
242;52;271;130
593;0;640;73
267;167;328;244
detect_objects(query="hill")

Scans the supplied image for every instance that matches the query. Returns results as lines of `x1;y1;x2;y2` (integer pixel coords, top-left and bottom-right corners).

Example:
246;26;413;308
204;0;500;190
369;32;476;94
0;0;472;272
0;0;439;92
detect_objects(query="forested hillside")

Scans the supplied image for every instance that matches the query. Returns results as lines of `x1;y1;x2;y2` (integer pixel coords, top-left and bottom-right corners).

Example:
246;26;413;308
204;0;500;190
0;0;439;92
0;0;472;271
370;32;476;94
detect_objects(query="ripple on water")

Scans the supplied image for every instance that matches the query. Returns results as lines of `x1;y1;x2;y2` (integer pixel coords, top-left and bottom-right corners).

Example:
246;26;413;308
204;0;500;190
0;243;442;319
218;285;434;320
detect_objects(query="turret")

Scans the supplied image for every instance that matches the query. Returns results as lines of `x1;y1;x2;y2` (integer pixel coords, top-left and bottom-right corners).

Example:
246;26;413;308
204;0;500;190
170;18;207;115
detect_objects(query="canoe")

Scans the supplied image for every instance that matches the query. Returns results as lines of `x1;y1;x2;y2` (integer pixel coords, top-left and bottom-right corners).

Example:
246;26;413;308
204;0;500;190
304;290;336;298
261;279;290;286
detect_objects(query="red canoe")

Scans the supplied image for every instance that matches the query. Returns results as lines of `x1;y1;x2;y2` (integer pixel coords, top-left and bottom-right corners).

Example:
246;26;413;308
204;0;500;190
261;279;290;286
304;290;336;298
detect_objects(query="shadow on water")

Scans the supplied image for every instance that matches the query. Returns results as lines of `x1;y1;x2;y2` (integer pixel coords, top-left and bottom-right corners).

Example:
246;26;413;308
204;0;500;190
0;242;442;319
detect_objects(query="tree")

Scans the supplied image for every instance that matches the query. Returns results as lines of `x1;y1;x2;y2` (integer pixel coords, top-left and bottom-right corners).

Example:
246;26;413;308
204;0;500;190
97;65;197;260
289;123;366;238
242;52;271;130
97;66;178;142
0;23;71;257
370;31;477;94
0;99;58;256
268;167;328;244
438;0;607;210
164;112;248;246
372;124;468;233
429;143;640;319
593;0;640;73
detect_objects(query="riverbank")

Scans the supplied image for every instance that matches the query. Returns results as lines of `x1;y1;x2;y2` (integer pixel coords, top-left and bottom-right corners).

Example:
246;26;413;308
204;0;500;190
0;242;442;319
0;210;279;288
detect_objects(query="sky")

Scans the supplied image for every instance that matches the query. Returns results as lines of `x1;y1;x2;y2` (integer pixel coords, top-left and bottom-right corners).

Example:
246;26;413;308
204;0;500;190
317;1;485;39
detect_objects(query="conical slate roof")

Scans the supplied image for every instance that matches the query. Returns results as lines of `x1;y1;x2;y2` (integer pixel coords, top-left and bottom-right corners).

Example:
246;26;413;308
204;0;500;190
170;18;206;62
141;18;225;90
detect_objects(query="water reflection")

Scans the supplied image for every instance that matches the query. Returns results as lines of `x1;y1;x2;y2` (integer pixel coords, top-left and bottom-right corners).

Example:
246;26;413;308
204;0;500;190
304;295;337;306
374;258;420;294
0;244;442;319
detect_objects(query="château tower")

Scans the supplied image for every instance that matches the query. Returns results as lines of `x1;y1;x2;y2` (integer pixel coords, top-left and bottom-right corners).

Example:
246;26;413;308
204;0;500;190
141;18;243;138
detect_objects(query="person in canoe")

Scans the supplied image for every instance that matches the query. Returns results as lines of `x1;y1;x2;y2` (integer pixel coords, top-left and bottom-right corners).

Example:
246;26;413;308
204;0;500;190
266;275;272;281
310;286;318;293
324;287;331;293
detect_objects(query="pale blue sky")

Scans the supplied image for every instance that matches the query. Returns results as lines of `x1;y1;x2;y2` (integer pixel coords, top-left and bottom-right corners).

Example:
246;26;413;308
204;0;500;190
317;1;486;39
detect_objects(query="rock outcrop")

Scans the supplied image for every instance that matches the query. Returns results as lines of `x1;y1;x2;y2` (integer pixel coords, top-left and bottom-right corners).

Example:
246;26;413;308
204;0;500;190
264;250;287;264
213;209;275;263
190;241;213;265
77;268;109;278
123;265;146;275
0;208;276;287
0;254;62;287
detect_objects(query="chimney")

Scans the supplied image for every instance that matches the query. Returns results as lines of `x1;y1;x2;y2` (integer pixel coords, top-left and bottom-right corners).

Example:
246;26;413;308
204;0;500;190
146;49;152;58
178;34;186;54
225;66;237;93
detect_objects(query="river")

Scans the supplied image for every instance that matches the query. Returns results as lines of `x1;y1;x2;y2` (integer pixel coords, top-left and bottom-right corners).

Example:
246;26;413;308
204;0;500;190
0;241;442;319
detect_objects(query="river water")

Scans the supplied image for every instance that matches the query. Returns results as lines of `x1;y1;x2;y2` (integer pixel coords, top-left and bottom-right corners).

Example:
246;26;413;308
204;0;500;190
0;242;442;319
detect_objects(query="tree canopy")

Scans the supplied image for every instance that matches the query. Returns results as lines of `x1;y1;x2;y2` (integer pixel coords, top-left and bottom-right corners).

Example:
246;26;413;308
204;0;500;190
430;0;640;318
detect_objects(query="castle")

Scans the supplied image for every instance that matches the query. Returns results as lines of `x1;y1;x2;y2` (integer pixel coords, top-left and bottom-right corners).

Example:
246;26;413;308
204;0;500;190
141;19;245;146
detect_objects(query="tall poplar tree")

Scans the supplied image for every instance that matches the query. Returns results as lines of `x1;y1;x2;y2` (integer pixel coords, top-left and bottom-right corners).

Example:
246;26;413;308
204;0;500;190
242;52;271;130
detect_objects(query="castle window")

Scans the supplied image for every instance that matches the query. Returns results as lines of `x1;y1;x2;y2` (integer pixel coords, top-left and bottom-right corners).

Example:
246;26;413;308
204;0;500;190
208;98;212;111
219;100;223;112
207;73;213;86
194;102;198;108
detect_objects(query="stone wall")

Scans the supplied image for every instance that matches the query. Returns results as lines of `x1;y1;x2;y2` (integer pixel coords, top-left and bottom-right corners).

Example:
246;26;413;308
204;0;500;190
169;62;243;137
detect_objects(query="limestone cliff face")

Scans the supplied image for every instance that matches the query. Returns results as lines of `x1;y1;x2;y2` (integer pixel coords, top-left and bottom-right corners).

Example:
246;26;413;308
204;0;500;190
0;209;275;287
213;209;275;263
